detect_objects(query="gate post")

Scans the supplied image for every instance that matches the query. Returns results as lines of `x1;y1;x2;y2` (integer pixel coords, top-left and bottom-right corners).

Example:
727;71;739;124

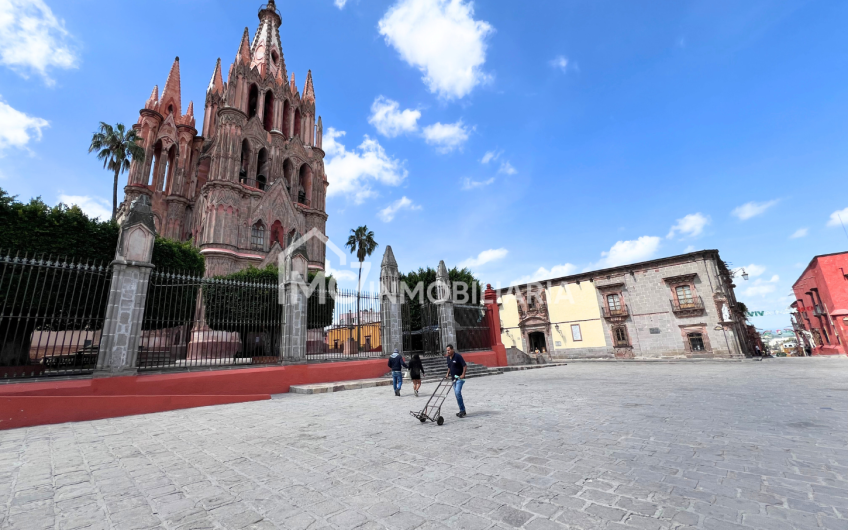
380;246;402;356
281;245;309;362
96;195;156;375
484;284;508;366
435;260;456;351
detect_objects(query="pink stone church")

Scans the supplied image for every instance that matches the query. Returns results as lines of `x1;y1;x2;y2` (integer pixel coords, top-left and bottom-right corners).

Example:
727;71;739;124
120;0;327;276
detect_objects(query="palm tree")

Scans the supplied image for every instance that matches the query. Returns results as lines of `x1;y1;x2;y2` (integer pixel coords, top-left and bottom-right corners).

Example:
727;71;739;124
88;122;145;221
345;226;378;352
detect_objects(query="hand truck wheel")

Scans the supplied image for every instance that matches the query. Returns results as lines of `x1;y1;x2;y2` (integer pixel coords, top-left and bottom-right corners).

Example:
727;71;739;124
419;416;427;423
437;416;444;426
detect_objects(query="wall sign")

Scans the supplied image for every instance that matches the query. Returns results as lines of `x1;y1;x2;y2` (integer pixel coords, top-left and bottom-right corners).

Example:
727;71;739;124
649;328;661;334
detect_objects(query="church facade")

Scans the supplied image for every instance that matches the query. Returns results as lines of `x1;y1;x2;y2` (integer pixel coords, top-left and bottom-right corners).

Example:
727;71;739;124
120;0;328;276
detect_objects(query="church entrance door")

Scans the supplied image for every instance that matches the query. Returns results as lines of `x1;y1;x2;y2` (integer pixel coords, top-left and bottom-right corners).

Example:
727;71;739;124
528;331;547;353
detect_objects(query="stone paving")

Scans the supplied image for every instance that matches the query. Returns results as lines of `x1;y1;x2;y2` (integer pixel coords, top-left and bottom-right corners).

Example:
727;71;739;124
2;358;848;530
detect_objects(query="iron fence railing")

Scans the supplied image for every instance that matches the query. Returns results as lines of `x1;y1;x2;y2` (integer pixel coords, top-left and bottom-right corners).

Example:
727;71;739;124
0;251;112;379
454;304;490;353
306;288;382;360
138;270;282;371
670;296;705;313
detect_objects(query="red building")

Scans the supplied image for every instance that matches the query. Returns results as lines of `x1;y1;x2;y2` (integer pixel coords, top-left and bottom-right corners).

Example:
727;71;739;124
791;251;848;355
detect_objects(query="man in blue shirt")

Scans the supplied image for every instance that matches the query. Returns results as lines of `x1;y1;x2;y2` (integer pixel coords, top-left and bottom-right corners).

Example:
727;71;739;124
444;344;467;417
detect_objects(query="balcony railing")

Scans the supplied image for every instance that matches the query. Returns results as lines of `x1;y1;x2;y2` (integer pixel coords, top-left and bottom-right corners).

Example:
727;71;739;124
670;296;705;315
602;306;629;320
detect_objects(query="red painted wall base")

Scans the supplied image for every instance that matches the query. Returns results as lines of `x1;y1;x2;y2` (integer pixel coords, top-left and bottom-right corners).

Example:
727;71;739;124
0;351;502;430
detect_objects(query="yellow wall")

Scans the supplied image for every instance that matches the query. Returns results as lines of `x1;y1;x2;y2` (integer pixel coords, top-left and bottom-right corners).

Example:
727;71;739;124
498;283;607;350
326;323;381;350
545;284;606;349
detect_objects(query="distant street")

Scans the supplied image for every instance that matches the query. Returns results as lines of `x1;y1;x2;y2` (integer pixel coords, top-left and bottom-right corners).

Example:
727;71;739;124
2;358;847;530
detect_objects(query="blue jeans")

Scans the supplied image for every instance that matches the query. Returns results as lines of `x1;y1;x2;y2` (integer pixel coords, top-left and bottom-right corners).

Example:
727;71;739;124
454;378;465;412
392;371;403;392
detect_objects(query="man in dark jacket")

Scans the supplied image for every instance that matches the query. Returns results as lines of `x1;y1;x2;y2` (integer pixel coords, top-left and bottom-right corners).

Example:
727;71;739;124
444;344;467;417
387;349;407;396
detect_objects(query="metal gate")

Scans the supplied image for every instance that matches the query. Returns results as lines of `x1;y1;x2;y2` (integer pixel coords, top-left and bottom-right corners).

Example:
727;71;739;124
402;302;441;356
306;288;382;360
454;304;491;352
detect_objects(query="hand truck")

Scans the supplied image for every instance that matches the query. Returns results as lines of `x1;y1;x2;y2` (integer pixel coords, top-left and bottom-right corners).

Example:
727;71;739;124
410;376;456;426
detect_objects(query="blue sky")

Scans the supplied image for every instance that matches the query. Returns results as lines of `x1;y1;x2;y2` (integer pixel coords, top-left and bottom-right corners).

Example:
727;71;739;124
1;0;847;332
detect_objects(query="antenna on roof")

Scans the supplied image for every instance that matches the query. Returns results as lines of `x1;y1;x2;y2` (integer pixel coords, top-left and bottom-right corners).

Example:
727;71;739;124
839;214;848;241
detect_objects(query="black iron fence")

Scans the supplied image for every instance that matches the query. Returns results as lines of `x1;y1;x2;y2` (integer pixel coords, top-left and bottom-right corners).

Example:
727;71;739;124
402;302;441;356
306;288;382;360
0;251;112;379
138;270;282;370
454;304;491;353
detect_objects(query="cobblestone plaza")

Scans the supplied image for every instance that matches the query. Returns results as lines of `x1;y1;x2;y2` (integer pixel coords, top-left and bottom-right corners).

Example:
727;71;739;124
2;359;847;530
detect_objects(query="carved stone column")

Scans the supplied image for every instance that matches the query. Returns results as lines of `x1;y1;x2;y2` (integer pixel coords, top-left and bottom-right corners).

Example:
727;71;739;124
96;196;157;375
380;246;402;355
281;242;309;362
435;260;456;351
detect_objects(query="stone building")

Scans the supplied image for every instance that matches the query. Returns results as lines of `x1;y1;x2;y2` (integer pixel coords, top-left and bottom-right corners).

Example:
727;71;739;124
790;251;848;355
497;250;748;359
120;0;327;276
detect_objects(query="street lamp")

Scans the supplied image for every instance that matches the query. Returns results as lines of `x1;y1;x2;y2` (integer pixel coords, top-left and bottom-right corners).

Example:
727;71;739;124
730;267;749;281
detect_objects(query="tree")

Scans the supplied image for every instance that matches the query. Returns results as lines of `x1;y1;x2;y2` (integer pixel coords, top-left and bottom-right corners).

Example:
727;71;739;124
88;122;145;221
345;226;378;352
400;266;483;332
0;188;204;366
202;265;335;357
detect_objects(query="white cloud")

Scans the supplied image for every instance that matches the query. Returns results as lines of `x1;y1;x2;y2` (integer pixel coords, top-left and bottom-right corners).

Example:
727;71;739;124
422;120;470;153
58;194;110;220
826;207;848;228
458;248;508;269
0;95;48;153
743;274;779;297
0;0;78;85
378;0;493;100
744;264;766;278
731;200;779;220
325;259;357;282
378;196;421;222
595;236;661;269
480;150;501;164
550;55;568;72
323;128;407;204
367;96;421;137
684;245;696;253
498;161;516;175
512;263;577;286
461;176;494;190
790;228;808;239
667;212;710;239
334;0;348;8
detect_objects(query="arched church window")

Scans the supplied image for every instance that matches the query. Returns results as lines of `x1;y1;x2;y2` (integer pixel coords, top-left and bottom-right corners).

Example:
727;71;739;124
283;100;291;137
298;164;312;205
248;84;259;119
251;222;265;251
263;91;275;132
283;158;293;192
270;220;284;247
240;139;250;183
294;109;301;138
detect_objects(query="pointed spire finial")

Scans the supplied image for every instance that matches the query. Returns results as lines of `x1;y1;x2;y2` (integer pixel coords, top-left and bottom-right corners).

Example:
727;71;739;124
303;70;315;103
290;72;297;95
160;57;182;116
237;27;251;65
145;85;159;110
382;246;397;268
208;58;224;95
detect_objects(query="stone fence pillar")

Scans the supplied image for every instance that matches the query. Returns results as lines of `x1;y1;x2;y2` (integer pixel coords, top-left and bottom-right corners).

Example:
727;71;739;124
96;196;156;375
484;284;508;366
435;260;456;351
380;246;402;356
281;245;309;362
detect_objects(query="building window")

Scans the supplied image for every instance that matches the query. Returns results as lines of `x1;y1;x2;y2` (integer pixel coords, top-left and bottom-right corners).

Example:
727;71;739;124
571;324;582;341
676;285;695;307
251;223;265;250
613;326;629;346
688;332;705;351
607;294;621;311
